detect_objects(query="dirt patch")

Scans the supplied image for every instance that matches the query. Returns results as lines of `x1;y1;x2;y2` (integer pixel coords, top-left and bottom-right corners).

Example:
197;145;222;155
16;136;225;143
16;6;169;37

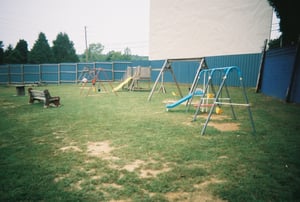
183;121;194;126
195;114;229;121
121;159;171;178
165;191;226;202
192;114;240;131
72;180;83;190
218;155;228;159
102;183;123;189
194;177;226;189
210;115;230;121
59;146;82;152
109;200;131;202
122;159;145;172
87;141;120;160
140;167;171;178
87;141;114;155
165;177;227;202
165;192;191;201
209;122;240;131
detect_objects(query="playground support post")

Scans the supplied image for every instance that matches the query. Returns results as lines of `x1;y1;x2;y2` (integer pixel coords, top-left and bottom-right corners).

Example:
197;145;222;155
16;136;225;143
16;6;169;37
147;59;183;101
148;60;168;101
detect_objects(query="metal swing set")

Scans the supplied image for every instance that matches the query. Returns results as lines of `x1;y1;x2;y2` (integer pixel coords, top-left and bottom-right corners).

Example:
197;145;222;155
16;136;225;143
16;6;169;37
78;66;117;96
191;66;256;135
148;57;256;135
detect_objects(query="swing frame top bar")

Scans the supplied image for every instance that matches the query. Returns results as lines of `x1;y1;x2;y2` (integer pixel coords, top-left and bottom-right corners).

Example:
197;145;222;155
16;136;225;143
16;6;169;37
200;66;242;78
167;57;204;62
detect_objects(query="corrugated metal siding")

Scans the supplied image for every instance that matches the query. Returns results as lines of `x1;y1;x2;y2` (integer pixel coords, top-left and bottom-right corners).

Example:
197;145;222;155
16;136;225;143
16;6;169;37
172;61;200;84
60;63;77;82
149;60;165;82
113;62;131;80
290;58;300;103
261;46;299;102
0;65;9;83
206;53;261;87
8;64;22;83
24;64;39;83
149;53;261;87
131;60;151;67
41;64;58;83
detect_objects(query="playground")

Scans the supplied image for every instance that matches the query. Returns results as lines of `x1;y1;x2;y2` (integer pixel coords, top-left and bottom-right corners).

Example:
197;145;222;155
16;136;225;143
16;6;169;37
1;81;300;201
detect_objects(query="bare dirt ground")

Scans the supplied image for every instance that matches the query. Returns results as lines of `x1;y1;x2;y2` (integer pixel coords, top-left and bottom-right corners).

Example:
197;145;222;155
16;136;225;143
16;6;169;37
57;139;227;201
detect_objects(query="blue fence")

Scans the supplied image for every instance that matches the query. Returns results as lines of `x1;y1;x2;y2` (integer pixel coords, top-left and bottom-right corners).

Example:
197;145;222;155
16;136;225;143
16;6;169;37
0;53;262;87
261;46;300;103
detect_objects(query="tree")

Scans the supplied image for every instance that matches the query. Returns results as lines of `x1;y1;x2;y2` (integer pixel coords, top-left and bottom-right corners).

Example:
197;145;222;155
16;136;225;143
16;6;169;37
86;43;105;62
105;51;124;61
268;0;300;46
3;45;15;64
52;32;79;63
29;32;54;64
0;41;4;64
13;39;29;64
123;47;132;61
105;48;132;61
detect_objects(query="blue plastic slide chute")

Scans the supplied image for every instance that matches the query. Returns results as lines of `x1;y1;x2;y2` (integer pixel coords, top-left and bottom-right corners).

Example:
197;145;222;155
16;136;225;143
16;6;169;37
166;94;193;109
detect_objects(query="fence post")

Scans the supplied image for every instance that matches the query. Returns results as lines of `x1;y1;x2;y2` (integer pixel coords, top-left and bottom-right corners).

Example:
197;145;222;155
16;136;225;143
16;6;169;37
39;64;41;83
8;64;11;84
58;64;61;84
112;62;115;81
21;64;24;84
76;63;78;84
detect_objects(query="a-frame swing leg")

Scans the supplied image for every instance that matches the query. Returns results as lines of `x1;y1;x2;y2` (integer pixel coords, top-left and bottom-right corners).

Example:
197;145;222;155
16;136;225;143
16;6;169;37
148;60;168;101
158;71;166;93
193;72;218;121
80;82;87;95
102;70;118;96
223;83;237;120
99;80;108;93
169;66;183;98
192;76;212;121
148;59;183;101
186;58;207;110
240;78;256;133
86;84;93;96
201;75;227;135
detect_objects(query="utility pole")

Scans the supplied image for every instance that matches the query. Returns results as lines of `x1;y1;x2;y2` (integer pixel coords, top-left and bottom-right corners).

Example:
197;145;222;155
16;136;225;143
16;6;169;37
85;26;88;62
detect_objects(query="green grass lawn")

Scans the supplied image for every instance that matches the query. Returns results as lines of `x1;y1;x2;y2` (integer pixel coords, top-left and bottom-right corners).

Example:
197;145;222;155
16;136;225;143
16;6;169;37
0;83;300;201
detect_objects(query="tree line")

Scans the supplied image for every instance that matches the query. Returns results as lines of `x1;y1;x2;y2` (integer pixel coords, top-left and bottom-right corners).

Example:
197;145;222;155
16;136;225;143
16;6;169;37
0;32;147;65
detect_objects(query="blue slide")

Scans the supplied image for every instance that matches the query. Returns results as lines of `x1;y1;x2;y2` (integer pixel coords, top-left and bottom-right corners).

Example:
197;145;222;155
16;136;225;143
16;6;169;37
166;94;193;109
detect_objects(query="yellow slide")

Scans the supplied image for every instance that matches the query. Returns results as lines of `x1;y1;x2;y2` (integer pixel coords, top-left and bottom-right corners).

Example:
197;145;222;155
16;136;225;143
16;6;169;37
112;77;133;92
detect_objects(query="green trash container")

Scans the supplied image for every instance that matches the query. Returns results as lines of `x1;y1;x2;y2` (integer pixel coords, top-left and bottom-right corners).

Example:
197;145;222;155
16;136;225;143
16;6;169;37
16;85;25;96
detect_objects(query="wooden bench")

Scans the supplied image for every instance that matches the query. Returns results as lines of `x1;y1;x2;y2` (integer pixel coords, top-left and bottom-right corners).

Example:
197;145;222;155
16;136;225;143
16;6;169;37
28;88;61;108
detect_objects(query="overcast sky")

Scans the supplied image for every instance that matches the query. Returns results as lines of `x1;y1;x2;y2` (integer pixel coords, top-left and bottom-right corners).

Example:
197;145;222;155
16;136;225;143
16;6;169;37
0;0;150;56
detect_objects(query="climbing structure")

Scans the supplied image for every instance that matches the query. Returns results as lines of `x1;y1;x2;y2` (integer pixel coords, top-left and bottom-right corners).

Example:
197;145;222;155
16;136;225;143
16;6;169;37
129;66;151;91
113;66;151;92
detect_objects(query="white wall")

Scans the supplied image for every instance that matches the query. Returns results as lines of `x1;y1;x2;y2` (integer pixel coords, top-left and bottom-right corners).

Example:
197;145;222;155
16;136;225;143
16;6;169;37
149;0;273;60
